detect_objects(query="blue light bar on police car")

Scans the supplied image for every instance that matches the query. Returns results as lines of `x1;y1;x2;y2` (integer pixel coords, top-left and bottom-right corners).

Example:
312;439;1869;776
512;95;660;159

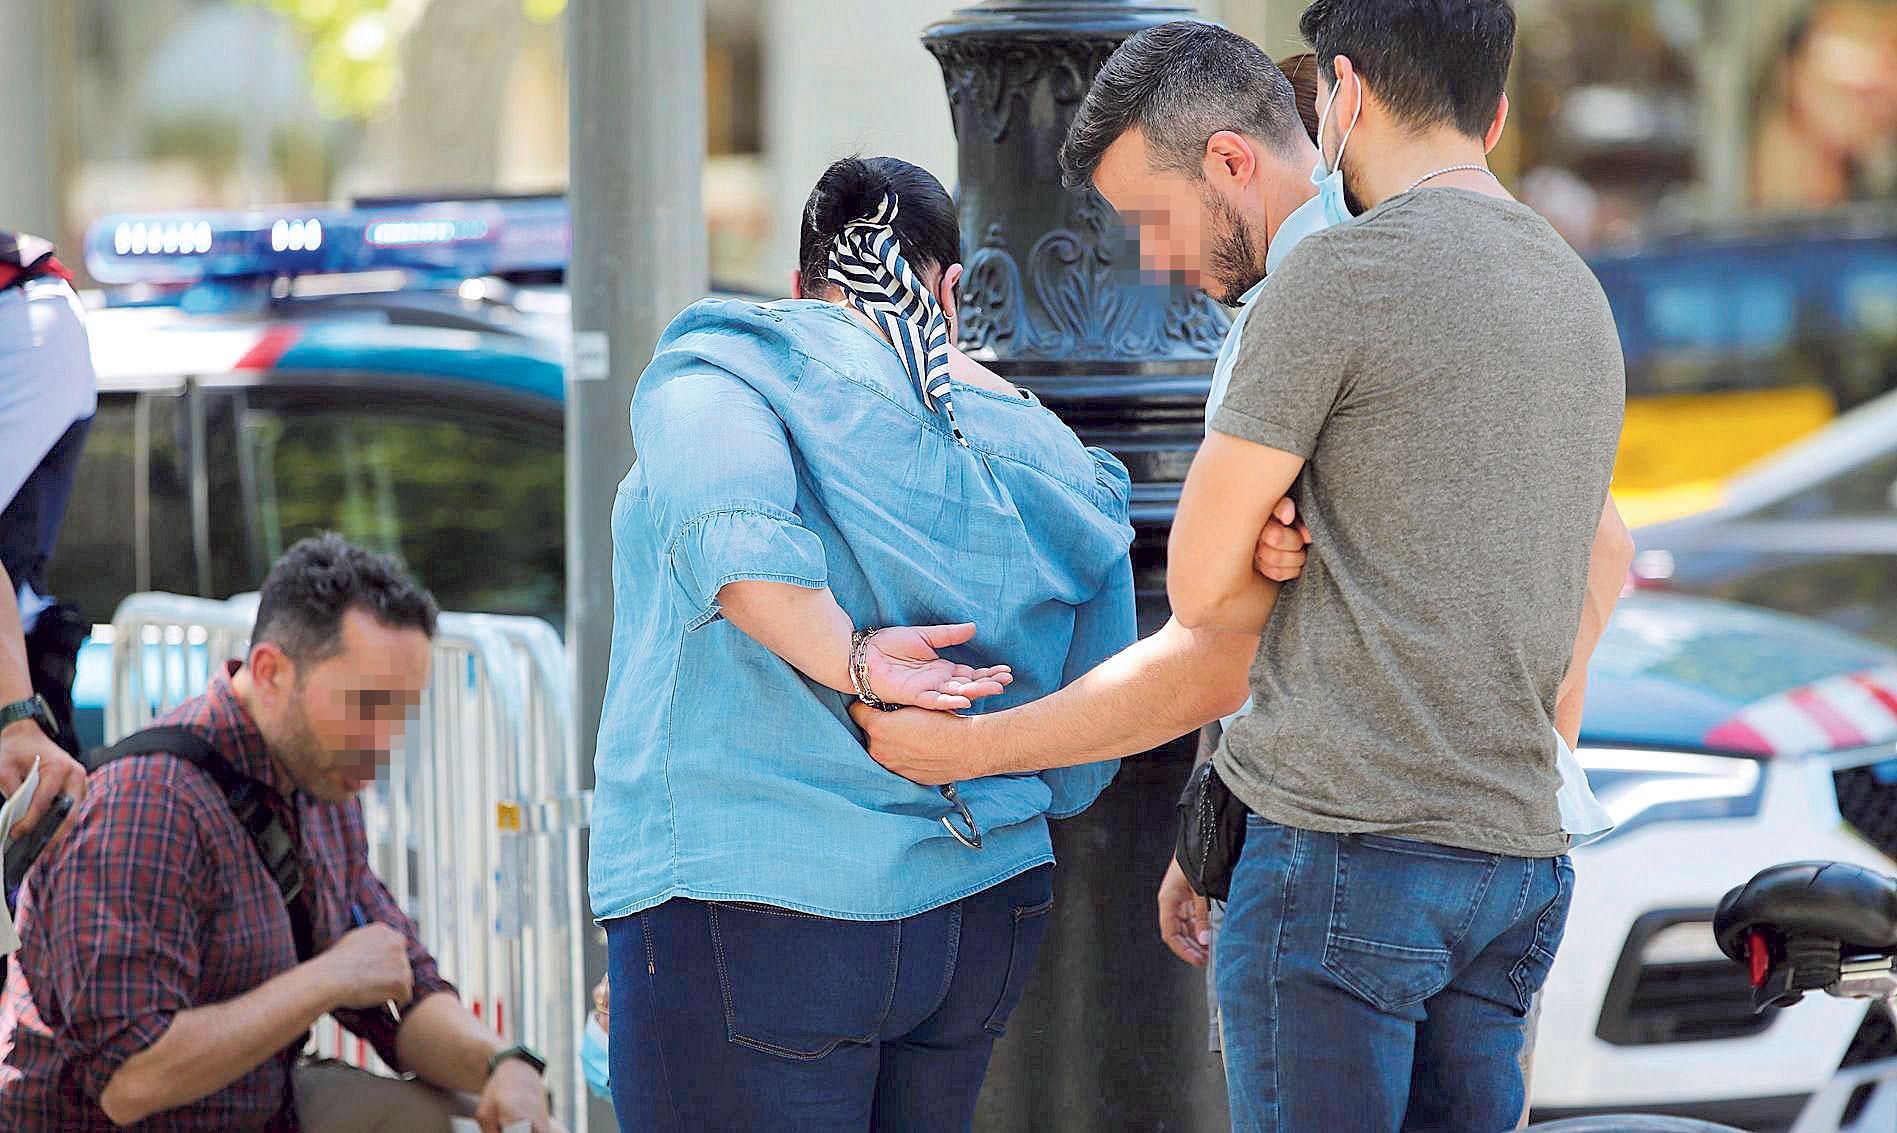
84;197;570;286
365;218;489;247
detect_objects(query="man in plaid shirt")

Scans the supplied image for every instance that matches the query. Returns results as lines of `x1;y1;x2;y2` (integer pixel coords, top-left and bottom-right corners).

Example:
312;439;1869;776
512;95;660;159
0;534;563;1131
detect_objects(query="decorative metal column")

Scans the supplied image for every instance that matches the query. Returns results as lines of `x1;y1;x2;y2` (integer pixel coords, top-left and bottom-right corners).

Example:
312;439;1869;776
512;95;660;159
929;2;1229;365
925;4;1234;1130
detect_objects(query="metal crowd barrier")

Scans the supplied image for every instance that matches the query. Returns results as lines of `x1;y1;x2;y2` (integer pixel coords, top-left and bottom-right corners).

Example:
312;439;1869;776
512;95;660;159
107;593;592;1126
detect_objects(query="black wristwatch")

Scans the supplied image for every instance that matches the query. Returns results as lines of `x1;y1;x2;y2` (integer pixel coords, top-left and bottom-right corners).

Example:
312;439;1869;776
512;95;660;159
0;694;57;740
487;1042;548;1079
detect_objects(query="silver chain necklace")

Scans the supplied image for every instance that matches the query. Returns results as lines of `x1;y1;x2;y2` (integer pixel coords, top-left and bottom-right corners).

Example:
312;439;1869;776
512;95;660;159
1404;164;1497;194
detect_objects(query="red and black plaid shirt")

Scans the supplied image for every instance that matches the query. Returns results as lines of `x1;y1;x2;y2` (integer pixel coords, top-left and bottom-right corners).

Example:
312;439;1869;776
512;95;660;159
0;663;455;1131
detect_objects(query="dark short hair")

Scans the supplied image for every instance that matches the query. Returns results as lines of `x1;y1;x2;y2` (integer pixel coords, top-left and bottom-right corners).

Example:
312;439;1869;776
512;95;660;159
1060;21;1307;191
252;533;439;665
1299;0;1517;138
797;157;962;298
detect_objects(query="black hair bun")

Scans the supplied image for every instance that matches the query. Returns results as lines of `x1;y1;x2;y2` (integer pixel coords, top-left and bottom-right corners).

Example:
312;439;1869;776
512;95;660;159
809;157;894;239
796;155;960;296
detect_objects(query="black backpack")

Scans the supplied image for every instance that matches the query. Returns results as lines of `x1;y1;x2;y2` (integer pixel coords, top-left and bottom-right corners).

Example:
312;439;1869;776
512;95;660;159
4;727;315;961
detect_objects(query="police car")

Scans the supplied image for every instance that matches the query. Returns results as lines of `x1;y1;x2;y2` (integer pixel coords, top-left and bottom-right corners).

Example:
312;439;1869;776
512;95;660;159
60;200;1897;1130
1537;594;1897;1129
65;197;574;749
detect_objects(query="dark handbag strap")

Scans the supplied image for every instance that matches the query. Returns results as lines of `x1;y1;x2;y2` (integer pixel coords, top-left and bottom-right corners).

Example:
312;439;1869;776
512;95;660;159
89;727;317;962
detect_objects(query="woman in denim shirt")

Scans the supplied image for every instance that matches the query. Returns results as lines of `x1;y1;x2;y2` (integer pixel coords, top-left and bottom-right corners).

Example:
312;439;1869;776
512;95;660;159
590;158;1137;1130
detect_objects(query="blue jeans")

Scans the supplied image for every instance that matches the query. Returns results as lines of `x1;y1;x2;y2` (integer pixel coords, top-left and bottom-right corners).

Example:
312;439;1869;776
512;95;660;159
1217;816;1574;1133
605;865;1053;1132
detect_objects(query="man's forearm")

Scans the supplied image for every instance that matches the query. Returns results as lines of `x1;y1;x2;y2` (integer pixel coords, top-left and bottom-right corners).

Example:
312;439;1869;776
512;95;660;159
979;619;1256;774
100;960;338;1126
1554;499;1636;748
0;561;42;747
1172;573;1283;636
1553;685;1586;750
1167;431;1304;634
394;991;505;1094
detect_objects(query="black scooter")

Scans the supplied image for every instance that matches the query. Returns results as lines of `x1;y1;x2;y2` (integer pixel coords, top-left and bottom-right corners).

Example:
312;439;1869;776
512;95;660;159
1526;862;1897;1133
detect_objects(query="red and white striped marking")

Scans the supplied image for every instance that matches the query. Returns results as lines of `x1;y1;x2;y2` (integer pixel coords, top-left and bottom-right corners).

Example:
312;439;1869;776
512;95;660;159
88;319;295;384
1704;666;1897;756
311;1017;378;1070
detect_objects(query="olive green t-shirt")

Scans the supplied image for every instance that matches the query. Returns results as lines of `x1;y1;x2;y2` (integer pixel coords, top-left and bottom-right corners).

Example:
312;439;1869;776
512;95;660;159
1209;189;1625;859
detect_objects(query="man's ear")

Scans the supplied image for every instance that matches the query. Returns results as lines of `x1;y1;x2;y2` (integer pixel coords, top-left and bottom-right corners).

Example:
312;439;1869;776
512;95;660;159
249;641;291;698
1330;55;1362;136
1203;131;1260;193
1483;92;1510;155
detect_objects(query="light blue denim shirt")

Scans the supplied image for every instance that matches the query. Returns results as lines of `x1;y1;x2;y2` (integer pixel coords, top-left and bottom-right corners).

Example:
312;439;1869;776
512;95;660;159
589;298;1137;923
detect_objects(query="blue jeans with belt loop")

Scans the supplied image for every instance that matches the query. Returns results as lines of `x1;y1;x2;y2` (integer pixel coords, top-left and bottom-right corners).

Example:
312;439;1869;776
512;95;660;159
1216;815;1575;1133
606;864;1054;1132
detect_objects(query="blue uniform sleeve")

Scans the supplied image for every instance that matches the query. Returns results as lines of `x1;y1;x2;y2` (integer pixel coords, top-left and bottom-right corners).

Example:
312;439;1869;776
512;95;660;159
633;367;828;630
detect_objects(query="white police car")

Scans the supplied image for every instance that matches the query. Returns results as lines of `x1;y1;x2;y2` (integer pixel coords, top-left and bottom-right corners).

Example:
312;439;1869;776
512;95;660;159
1534;593;1897;1130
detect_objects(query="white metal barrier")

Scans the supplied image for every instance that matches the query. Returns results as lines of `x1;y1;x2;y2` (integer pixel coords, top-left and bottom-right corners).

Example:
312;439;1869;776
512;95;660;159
108;593;592;1127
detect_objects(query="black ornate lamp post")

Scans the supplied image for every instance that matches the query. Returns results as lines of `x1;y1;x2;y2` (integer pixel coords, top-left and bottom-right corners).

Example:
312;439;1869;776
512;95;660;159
928;2;1231;365
925;3;1234;1130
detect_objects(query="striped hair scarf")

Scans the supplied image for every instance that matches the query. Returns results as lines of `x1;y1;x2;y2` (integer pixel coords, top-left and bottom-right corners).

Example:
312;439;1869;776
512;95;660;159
827;192;965;446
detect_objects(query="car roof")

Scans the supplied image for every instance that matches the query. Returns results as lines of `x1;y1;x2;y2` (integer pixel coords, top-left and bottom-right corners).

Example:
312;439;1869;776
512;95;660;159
1720;388;1897;511
79;196;765;402
85;303;569;402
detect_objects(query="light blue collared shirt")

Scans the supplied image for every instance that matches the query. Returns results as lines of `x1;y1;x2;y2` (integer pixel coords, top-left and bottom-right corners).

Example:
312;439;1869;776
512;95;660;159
589;298;1137;922
1203;279;1268;434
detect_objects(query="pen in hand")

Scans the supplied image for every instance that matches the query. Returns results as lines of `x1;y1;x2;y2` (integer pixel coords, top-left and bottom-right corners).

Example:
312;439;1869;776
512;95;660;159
350;902;405;1027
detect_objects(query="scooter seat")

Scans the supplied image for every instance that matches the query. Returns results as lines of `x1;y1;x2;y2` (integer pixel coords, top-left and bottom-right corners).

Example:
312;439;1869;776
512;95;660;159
1714;861;1897;962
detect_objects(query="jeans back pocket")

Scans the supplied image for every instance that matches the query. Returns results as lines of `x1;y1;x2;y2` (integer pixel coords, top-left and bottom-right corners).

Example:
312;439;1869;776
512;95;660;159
1321;835;1500;1016
709;902;899;1061
983;893;1055;1037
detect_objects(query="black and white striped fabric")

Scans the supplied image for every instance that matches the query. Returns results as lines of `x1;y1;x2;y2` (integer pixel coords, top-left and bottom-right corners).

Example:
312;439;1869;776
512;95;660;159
827;192;965;446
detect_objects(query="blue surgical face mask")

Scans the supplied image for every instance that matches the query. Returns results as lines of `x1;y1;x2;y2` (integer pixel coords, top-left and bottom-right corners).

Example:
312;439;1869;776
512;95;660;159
1308;73;1363;229
582;1014;612;1099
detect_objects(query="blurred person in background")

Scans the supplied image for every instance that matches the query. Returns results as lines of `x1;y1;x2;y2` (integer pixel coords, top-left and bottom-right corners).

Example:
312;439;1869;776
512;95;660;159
1751;0;1897;210
0;231;96;846
1520;166;1605;252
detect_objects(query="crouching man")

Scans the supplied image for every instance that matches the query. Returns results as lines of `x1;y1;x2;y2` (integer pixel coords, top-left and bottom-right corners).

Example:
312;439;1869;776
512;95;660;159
0;533;562;1132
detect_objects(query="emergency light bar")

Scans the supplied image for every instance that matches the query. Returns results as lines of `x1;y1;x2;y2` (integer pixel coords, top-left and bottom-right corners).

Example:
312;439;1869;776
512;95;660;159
84;196;570;286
